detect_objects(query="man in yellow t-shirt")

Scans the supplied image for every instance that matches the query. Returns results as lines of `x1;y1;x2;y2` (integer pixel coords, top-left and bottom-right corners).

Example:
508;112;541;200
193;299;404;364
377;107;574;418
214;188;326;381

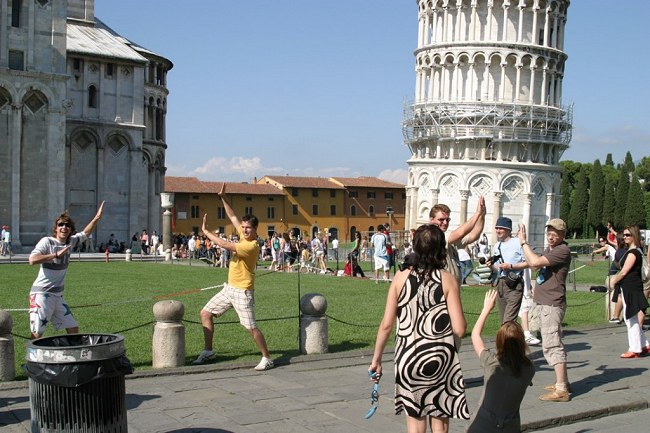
192;183;273;371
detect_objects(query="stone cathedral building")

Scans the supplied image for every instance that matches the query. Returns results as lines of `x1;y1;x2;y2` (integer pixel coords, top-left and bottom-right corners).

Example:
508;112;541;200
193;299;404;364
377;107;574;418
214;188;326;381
0;0;172;250
403;0;572;248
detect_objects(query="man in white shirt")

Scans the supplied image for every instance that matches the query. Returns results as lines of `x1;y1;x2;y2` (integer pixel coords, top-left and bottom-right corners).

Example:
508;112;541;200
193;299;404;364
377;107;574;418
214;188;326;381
429;197;486;284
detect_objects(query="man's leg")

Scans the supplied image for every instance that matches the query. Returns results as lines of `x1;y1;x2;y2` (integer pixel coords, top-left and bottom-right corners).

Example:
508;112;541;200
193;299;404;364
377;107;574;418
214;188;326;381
199;309;215;351
248;327;270;358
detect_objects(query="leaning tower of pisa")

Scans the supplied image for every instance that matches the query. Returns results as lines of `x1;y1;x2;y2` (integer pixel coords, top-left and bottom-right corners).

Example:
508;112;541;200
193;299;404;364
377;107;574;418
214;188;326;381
403;0;572;248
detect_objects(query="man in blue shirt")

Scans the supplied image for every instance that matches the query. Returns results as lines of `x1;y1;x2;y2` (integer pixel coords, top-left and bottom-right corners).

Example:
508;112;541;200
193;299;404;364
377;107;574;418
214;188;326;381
487;216;526;323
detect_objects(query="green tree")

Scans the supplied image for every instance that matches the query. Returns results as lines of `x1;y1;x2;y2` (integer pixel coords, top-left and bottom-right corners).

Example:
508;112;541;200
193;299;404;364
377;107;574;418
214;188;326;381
634;156;650;192
605;153;614;167
602;177;616;228
587;159;605;234
622;151;635;173
646;192;650;229
624;174;647;228
568;167;589;237
559;172;572;223
615;167;630;228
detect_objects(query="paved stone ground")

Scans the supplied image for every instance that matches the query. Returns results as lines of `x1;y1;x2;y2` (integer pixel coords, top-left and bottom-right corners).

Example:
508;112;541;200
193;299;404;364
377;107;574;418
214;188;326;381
2;323;650;433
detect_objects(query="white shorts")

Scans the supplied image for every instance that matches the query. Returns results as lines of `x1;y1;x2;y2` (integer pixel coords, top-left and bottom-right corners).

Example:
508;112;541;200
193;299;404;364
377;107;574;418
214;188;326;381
202;283;257;329
29;292;78;336
518;295;534;316
374;256;389;271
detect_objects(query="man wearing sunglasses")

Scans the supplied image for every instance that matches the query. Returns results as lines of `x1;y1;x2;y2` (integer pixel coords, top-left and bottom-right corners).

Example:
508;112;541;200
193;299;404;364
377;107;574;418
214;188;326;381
429;196;486;284
28;201;105;339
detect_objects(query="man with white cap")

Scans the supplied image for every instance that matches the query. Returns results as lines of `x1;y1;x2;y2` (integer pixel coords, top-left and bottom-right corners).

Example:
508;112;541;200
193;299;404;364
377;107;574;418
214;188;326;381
518;218;572;402
487;216;527;324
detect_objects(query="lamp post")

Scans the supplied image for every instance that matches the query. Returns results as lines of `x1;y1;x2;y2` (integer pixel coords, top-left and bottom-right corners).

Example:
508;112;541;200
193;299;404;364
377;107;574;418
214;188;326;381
160;193;174;261
386;209;395;274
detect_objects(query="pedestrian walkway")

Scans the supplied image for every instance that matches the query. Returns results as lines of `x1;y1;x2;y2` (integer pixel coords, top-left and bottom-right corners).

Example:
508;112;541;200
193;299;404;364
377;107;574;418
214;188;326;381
1;323;649;432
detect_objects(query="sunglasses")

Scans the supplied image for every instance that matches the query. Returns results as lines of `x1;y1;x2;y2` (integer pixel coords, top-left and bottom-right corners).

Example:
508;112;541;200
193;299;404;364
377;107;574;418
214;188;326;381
57;222;71;228
623;233;632;237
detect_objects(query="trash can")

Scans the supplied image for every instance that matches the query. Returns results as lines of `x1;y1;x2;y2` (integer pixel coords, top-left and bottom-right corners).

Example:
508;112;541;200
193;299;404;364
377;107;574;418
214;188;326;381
24;333;133;433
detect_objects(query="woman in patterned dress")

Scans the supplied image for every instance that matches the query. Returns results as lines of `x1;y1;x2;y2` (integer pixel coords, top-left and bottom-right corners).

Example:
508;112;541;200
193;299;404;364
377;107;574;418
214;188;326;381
369;224;468;433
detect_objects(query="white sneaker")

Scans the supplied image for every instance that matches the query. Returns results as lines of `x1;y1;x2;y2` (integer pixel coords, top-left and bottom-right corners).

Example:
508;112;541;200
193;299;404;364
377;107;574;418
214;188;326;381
192;349;216;365
525;334;541;346
254;357;274;371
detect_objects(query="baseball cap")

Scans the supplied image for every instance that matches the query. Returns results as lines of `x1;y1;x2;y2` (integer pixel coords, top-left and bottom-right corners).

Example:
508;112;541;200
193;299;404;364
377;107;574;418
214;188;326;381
546;218;567;232
495;217;512;230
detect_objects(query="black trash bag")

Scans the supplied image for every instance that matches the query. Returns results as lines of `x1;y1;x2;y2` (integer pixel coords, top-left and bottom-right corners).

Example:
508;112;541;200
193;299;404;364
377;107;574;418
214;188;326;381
23;354;133;388
23;334;133;388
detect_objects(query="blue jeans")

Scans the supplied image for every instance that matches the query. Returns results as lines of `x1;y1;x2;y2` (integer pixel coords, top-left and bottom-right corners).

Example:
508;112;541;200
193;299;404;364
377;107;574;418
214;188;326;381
459;260;473;283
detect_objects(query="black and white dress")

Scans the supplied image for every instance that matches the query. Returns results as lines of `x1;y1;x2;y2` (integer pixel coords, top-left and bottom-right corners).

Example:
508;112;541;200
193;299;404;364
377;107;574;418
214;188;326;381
394;269;469;419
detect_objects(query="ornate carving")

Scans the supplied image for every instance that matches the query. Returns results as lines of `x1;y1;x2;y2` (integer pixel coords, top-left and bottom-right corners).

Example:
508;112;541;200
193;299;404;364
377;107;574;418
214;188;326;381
62;99;74;113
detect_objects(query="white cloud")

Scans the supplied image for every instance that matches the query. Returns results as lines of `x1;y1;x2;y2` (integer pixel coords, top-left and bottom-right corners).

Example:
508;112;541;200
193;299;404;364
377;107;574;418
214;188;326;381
378;168;408;184
181;157;265;181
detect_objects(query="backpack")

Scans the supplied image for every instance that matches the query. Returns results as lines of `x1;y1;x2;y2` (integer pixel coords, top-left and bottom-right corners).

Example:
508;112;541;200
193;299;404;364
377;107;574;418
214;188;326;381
640;250;650;296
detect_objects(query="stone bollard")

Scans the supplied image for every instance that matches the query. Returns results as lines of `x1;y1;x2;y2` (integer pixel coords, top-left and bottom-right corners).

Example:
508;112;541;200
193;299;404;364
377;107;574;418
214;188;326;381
0;310;15;381
152;300;185;368
299;293;328;354
165;248;172;262
125;249;132;261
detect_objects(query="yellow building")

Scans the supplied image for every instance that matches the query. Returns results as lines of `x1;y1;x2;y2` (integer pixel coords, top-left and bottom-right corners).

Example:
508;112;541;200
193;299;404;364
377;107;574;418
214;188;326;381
164;177;285;237
330;177;406;241
165;175;405;243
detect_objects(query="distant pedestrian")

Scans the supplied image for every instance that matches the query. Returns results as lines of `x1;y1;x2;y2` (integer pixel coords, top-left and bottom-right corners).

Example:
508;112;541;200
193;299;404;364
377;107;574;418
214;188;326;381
1;225;12;256
28;202;105;339
371;225;390;283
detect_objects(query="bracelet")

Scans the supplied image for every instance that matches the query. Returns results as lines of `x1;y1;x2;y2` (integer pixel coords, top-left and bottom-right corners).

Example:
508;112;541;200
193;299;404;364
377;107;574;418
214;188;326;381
520;242;528;247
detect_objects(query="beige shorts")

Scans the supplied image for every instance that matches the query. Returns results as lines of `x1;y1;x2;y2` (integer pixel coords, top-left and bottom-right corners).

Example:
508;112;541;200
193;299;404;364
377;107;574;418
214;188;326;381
203;283;257;329
538;303;567;366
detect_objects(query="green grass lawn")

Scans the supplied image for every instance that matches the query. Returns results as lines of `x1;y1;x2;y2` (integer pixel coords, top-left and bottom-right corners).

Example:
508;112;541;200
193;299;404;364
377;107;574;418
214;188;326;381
1;255;613;380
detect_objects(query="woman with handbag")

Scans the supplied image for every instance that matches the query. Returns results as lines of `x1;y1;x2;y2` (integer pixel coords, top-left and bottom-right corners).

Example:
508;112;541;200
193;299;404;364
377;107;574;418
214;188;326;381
609;225;650;358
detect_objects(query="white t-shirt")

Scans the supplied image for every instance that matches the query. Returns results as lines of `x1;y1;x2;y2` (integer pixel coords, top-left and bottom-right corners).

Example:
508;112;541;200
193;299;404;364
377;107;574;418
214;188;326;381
30;232;87;294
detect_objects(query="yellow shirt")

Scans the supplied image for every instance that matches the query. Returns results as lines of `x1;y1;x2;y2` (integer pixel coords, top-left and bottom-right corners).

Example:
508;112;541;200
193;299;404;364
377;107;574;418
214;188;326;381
228;228;260;290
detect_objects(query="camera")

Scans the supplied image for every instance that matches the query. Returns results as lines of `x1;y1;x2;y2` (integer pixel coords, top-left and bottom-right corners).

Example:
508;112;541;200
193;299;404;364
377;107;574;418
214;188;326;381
478;254;501;265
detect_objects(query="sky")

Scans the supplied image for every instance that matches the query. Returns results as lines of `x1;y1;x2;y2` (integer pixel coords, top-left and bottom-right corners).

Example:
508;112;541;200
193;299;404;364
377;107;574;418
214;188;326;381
94;1;650;184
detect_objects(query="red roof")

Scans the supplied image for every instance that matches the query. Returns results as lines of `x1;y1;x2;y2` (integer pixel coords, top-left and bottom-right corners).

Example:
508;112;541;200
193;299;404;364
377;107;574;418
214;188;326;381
165;177;283;195
330;176;405;188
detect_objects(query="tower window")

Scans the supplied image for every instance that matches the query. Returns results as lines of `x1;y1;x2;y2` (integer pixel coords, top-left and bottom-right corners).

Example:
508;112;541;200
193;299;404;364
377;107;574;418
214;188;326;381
12;0;22;27
88;85;97;108
106;63;115;77
8;51;24;70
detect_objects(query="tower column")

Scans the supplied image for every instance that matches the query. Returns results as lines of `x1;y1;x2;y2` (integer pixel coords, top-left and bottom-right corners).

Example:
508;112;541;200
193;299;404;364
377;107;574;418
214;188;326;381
459;190;469;224
491;191;504;245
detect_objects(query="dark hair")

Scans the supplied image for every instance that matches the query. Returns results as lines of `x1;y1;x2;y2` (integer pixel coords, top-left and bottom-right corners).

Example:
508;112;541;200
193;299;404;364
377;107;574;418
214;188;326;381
377;224;385;232
52;212;76;242
495;321;532;377
401;224;447;276
241;214;259;229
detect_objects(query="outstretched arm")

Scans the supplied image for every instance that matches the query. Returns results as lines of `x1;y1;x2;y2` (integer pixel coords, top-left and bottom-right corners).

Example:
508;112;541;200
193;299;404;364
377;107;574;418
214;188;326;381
518;224;551;269
81;201;105;235
448;196;486;245
202;214;237;253
218;183;241;229
471;289;497;356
